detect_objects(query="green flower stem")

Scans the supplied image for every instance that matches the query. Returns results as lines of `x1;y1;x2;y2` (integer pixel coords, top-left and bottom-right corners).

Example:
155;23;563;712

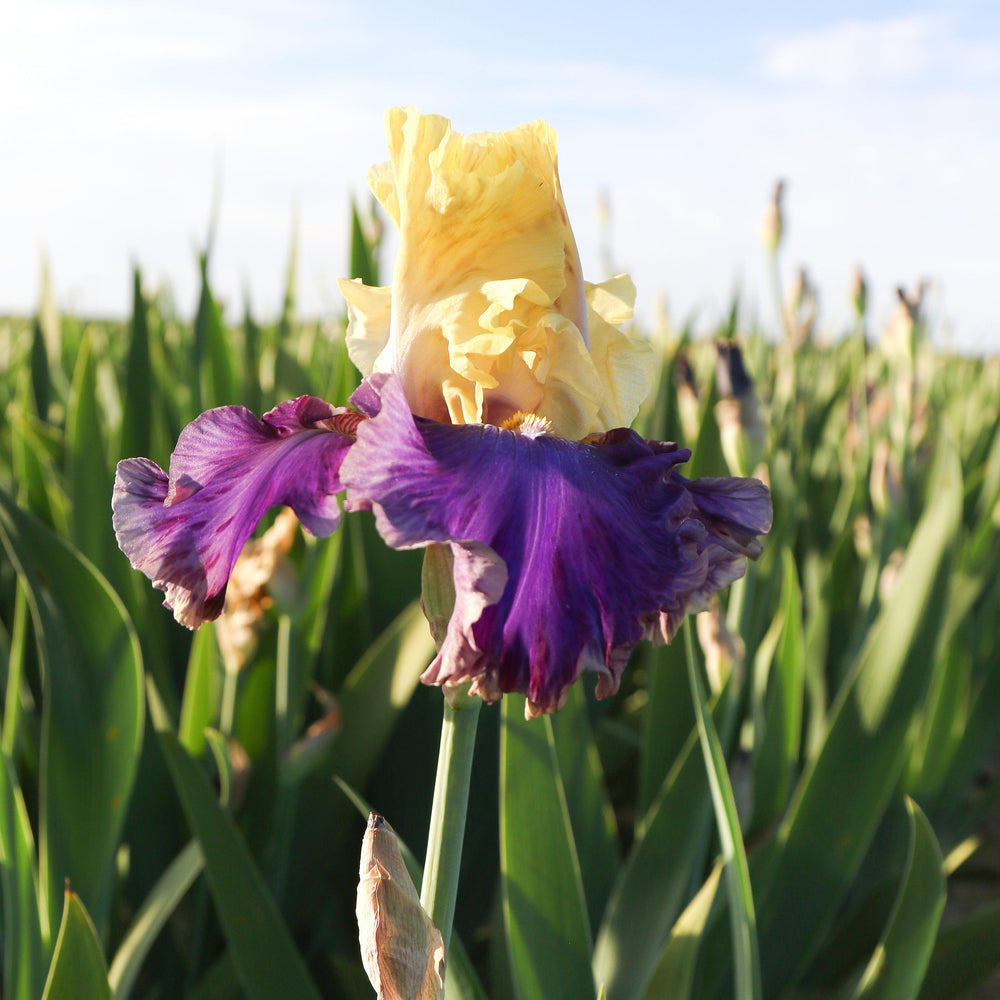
768;250;792;343
219;666;238;738
419;690;481;958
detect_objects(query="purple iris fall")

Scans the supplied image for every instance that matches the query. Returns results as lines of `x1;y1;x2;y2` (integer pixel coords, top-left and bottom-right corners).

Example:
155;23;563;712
112;108;772;717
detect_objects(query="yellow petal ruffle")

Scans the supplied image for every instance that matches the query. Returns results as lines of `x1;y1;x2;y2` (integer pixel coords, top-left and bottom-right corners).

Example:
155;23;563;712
338;107;652;438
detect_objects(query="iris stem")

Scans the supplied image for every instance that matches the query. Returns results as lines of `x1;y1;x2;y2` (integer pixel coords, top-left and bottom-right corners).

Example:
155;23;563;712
768;250;792;343
419;691;481;958
219;663;238;738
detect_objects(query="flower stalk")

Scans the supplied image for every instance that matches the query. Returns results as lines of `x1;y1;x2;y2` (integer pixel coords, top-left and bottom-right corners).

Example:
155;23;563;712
419;689;481;959
418;543;481;958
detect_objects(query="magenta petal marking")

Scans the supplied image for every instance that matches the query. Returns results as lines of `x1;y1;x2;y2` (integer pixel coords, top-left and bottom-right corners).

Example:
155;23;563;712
113;396;357;628
341;374;772;715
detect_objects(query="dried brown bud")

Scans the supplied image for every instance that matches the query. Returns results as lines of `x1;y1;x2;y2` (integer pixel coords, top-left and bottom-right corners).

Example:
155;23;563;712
357;814;445;1000
696;598;744;694
215;507;299;673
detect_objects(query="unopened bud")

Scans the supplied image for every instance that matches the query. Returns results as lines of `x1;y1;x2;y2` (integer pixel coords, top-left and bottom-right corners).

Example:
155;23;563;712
851;266;868;320
715;340;753;400
715;341;764;477
357;814;445;1000
881;281;927;362
421;544;456;651
674;350;701;446
786;267;817;345
760;180;785;254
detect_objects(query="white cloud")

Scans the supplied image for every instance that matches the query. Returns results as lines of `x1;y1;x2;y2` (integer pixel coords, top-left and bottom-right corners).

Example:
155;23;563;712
758;10;1000;89
759;13;947;87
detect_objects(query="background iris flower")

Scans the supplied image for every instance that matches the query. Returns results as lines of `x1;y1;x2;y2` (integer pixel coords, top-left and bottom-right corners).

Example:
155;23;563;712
113;107;771;717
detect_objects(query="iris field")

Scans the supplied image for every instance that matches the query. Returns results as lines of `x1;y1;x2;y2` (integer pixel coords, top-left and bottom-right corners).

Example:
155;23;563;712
1;203;999;1000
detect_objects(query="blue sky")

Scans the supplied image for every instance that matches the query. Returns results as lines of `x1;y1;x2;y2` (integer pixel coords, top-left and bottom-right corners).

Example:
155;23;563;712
3;0;999;350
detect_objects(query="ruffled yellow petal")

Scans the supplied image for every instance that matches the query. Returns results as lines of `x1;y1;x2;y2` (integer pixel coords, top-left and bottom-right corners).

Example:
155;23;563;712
337;278;392;377
370;107;597;432
341;107;652;437
585;275;655;431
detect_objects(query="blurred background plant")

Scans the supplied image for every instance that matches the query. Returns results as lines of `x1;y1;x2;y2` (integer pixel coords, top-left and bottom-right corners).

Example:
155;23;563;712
1;185;999;1000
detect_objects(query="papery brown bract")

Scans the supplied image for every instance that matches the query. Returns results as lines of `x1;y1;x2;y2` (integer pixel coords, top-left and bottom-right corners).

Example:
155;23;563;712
357;813;445;1000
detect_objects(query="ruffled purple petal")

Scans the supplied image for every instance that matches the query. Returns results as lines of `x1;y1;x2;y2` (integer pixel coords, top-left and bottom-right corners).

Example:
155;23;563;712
113;396;359;628
341;374;772;715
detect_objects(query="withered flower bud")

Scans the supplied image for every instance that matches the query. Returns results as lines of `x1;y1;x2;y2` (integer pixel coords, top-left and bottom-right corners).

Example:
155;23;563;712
215;507;299;673
357;814;445;1000
696;598;744;694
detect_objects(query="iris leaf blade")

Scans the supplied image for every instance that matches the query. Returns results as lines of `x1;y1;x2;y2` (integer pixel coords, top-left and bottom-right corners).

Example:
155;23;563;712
750;546;804;833
108;841;204;1000
119;268;152;463
748;437;962;999
0;489;144;945
550;682;620;933
41;890;112;1000
66;329;118;584
641;864;723;1000
501;695;595;1000
637;638;694;821
0;752;45;1000
593;685;730;1000
178;625;222;758
684;623;761;1000
149;685;323;1000
917;900;1000;1000
850;797;945;1000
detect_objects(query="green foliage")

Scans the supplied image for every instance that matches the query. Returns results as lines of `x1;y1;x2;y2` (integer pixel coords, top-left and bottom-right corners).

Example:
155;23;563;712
0;490;144;945
151;699;323;1000
501;696;594;1000
41;891;112;1000
1;222;999;1000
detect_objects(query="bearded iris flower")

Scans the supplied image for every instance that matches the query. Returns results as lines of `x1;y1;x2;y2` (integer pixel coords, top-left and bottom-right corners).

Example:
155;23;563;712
113;108;771;717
